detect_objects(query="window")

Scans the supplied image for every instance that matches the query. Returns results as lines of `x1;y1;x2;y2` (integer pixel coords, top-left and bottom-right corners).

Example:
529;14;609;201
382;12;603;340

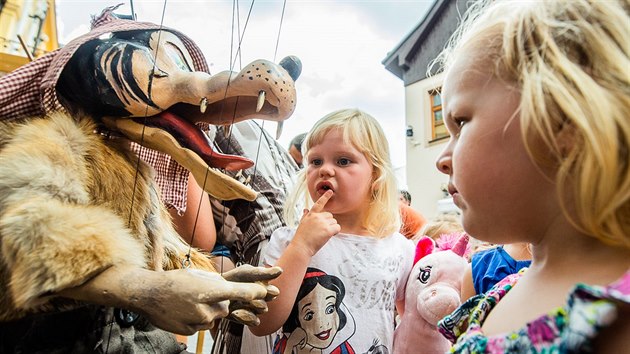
429;88;448;142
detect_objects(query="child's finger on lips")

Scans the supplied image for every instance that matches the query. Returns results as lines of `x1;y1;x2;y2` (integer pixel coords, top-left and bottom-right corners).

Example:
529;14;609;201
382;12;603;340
310;189;333;213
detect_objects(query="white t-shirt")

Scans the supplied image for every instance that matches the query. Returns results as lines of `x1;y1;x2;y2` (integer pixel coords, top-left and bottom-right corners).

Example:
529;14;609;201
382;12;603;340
263;227;414;354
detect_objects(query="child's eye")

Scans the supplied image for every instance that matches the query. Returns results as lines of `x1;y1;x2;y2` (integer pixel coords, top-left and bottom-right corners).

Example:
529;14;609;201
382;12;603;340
310;159;322;166
454;117;467;128
337;158;351;166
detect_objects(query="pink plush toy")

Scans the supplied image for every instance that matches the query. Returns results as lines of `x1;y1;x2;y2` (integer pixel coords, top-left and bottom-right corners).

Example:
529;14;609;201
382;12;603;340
393;234;469;354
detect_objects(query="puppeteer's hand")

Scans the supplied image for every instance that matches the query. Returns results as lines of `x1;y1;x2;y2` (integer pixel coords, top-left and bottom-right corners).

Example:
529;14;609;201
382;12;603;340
293;190;340;256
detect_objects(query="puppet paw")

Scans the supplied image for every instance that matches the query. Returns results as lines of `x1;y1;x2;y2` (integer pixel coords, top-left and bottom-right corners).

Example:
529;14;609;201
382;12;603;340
227;309;260;327
222;264;282;282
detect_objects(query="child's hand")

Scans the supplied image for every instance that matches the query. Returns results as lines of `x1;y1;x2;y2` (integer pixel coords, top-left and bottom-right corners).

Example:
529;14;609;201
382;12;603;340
293;189;340;256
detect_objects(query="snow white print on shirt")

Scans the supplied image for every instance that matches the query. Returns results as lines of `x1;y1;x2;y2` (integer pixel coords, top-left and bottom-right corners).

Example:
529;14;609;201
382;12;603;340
272;268;357;354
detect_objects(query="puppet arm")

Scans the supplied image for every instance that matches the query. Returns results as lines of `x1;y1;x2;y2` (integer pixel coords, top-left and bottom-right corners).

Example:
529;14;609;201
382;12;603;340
58;265;278;335
1;190;282;331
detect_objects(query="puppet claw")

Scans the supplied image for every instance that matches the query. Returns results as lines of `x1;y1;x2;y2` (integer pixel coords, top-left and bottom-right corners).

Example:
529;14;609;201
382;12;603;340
264;284;280;301
222;265;282;282
229;299;268;314
228;309;260;326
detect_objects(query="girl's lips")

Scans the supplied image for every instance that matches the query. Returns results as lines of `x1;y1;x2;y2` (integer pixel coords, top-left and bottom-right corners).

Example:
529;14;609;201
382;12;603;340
447;183;458;196
451;192;461;207
448;183;461;206
316;181;334;194
317;187;331;195
316;329;331;340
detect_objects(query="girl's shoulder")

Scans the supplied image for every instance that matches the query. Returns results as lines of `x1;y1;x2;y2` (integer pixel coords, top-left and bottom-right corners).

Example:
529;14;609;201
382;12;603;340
387;231;415;246
438;268;630;353
336;231;414;268
264;227;297;266
269;226;296;241
374;232;415;258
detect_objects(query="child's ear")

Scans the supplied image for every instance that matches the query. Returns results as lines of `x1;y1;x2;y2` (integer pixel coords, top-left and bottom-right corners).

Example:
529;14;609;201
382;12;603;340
556;120;578;158
370;171;382;195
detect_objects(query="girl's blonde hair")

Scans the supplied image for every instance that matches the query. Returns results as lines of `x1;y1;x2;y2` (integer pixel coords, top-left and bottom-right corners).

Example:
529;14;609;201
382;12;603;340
433;0;630;249
284;108;401;237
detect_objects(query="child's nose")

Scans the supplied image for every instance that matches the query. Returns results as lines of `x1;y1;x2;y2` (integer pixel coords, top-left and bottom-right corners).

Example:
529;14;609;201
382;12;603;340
436;151;452;175
319;162;335;176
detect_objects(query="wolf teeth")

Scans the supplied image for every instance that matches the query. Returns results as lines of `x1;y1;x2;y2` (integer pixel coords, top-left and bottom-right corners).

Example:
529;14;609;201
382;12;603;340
199;97;208;113
256;90;265;113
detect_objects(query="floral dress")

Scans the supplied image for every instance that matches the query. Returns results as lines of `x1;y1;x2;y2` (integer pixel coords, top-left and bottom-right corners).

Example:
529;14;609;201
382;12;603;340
438;269;630;353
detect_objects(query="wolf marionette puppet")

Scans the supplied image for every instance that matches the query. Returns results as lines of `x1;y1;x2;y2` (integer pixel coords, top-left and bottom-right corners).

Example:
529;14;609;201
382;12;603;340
0;6;300;353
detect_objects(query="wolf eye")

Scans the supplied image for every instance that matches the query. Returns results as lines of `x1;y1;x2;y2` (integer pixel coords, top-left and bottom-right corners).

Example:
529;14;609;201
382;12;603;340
152;68;169;78
164;42;192;72
418;266;432;284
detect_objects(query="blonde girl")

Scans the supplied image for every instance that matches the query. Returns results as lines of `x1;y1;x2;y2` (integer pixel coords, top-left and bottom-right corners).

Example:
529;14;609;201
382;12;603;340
433;0;630;352
251;109;414;353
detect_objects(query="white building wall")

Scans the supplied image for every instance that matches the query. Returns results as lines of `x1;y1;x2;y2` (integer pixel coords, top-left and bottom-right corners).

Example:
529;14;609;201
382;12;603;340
403;72;456;219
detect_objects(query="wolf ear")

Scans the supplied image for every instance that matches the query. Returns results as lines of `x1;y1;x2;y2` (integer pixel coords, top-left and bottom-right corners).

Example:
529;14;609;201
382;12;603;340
413;236;434;265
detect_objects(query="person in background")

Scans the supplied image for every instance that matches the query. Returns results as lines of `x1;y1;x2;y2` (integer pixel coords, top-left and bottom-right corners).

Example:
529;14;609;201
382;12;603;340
252;109;414;353
460;243;532;302
398;190;427;239
399;189;412;206
210;121;300;354
434;0;630;351
169;175;227;264
416;214;463;242
287;132;306;168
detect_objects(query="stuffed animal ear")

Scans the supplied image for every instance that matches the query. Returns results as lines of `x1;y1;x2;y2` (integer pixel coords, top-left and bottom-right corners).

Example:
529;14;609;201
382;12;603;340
451;233;470;257
414;236;435;265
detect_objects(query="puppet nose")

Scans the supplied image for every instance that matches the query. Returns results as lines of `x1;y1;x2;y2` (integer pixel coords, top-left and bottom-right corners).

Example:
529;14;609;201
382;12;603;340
279;56;302;81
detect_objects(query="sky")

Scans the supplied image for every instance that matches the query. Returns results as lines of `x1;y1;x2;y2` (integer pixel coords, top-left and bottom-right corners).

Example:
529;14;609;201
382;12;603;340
56;0;436;187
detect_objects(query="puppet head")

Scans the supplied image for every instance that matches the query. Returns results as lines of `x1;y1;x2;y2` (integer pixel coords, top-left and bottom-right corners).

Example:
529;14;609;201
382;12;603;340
2;5;300;202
